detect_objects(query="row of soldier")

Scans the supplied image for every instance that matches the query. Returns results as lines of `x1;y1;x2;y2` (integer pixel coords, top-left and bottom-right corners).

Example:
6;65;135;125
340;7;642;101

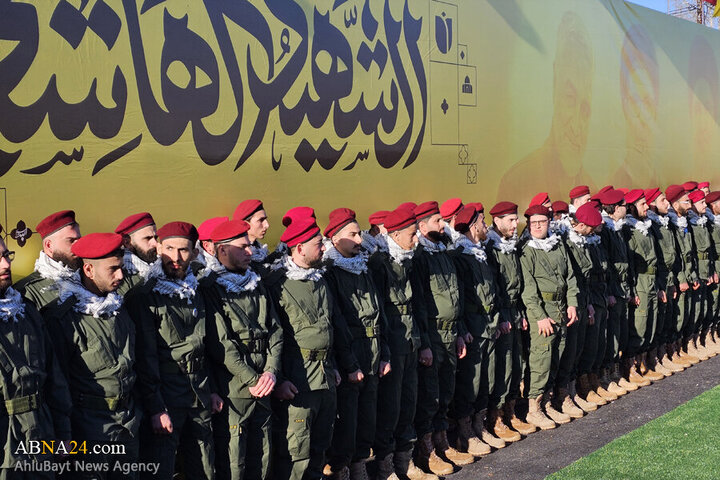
2;179;720;480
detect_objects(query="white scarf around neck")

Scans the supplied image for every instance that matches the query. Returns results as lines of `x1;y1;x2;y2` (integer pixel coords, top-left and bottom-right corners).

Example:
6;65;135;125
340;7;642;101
625;215;651;236
567;227;588;247
646;210;670;228
688;210;708;227
123;250;153;280
34;251;76;282
323;245;369;275
667;209;688;229
487;228;518;254
283;255;325;282
454;235;488;263
601;211;626;232
417;232;446;254
0;288;25;323
57;272;123;318
526;233;561;252
386;235;415;265
147;260;198;303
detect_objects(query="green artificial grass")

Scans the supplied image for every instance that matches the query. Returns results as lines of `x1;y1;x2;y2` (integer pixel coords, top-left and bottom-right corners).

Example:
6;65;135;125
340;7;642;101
546;385;720;480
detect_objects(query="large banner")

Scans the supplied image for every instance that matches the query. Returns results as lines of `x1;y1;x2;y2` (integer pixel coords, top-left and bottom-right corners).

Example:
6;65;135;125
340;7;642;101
1;0;719;274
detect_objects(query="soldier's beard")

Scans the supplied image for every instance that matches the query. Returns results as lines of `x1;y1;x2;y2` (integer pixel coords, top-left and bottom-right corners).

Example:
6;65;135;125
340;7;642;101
162;260;188;279
0;269;12;294
132;244;157;264
426;230;444;243
53;251;82;270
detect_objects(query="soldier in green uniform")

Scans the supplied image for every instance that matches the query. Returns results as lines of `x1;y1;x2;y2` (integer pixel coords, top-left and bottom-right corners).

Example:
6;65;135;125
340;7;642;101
450;205;518;458
45;233;140;478
704;191;720;353
520;204;580;431
194;217;230;275
645;190;685;374
665;186;701;367
233;200;280;277
200;220;283;480
369;208;436;480
361;211;390;256
411;201;473;475
115;212;158;296
486;202;536;437
16;210;81;312
126;222;223;480
265;214;355;480
322;208;390;480
0;237;72;479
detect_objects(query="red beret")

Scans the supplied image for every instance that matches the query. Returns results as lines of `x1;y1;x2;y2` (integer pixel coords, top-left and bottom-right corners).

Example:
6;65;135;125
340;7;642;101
36;210;76;238
698;181;710;189
466;202;484;213
599;189;624;206
440;198;463;220
665;185;686;204
689;190;705;203
617;188;629;195
644;188;661;205
575;203;602;227
682;181;698;192
233;199;264;221
598;185;614;195
211;220;250;244
71;232;123;259
282;207;315;227
384;208;417;233
705;191;720;204
368;210;391;226
490;201;518;217
524;205;551;218
157;221;198;244
197;217;229;242
454;206;479;233
115;212;155;236
324;208;357;237
569;185;590;199
280;216;321;248
625;189;645;205
552;200;569;214
414;201;440;220
397;202;418;213
529;192;550;207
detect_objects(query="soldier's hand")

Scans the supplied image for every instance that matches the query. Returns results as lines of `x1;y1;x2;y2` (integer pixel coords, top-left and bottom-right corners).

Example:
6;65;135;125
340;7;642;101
418;348;433;367
521;318;529;331
250;372;277;398
607;295;616;307
658;290;667;303
537;318;556;337
456;337;467;359
334;369;342;386
379;361;391;378
349;369;364;383
210;393;224;414
630;295;640;306
463;332;474;344
707;277;714;286
714;273;719;284
499;322;512;335
151;412;173;435
679;282;690;292
567;306;578;326
274;381;298;400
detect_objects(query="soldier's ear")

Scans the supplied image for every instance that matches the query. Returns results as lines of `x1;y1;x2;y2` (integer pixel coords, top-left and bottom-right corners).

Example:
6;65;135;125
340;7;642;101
43;237;54;255
82;261;94;280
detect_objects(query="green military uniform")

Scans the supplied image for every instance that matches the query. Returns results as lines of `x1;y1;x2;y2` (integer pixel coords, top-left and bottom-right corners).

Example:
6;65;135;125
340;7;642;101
450;239;502;418
46;279;140;479
668;211;697;341
369;244;429;460
265;259;357;480
706;210;720;331
125;271;215;480
15;253;76;312
324;253;390;470
599;216;632;367
117;252;154;297
0;290;72;479
563;229;594;382
622;215;659;356
688;211;715;336
249;241;283;278
412;236;464;437
587;238;610;373
201;269;283;480
520;233;579;398
646;211;679;350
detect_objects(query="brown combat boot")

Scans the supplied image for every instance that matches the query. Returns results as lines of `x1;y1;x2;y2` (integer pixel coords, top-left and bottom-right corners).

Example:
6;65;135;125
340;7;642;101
416;433;453;476
455;416;491;457
637;353;663;382
489;407;521;442
671;341;693;367
557;387;584;419
616;361;639;392
544;391;571;424
578;373;607;405
505;400;537;435
681;338;701;364
659;344;684;373
627;357;651;386
393;449;438;480
590;372;618;401
604;366;628;396
375;454;400;480
570;379;597;413
473;410;505;449
705;330;720;355
695;332;712;360
525;394;556;430
327;466;350;480
432;430;474;466
648;348;672;377
349;461;370;480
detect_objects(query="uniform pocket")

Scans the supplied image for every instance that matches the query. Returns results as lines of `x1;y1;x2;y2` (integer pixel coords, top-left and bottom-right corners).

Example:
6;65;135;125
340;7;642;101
286;410;311;460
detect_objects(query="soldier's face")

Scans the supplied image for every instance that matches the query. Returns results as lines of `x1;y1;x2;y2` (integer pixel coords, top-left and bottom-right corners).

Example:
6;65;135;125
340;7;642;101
160;238;196;279
48;224;82;270
473;219;488;241
575;223;594;236
332;222;362;258
248;210;269;241
693;199;707;215
419;214;444;242
217;235;252;273
528;214;550;239
129;225;158;263
0;239;12;293
392;224;418;251
635;198;649;218
85;255;124;294
572;194;591;208
652;195;670;215
701;186;711;195
494;214;518;238
673;194;691;216
298;234;325;268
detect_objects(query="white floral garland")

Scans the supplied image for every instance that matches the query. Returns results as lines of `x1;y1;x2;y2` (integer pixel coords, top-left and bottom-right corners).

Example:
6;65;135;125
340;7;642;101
646;210;670;228
601;212;626;232
57;272;123;318
624;215;651;236
667;209;688;229
688;210;708;227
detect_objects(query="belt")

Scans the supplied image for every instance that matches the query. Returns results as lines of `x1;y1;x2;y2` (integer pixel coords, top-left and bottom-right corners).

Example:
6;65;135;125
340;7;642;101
434;319;456;331
160;357;204;375
300;348;327;362
697;251;710;260
637;266;656;276
351;325;381;339
73;393;129;412
245;338;268;353
2;392;41;415
540;291;564;302
385;303;412;316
